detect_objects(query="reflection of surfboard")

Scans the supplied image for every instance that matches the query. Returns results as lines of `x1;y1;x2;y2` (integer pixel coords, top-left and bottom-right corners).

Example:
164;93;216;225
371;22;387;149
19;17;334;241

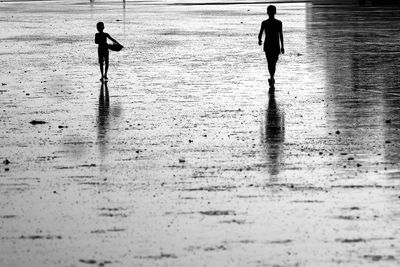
108;43;123;51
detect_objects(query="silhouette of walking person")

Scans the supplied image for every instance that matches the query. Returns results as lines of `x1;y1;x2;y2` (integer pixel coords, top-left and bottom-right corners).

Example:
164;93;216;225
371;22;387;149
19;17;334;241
258;5;284;91
95;22;122;81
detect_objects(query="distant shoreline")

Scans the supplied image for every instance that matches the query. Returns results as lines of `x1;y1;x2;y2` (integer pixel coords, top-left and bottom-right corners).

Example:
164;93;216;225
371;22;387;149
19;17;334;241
1;0;399;6
0;0;347;3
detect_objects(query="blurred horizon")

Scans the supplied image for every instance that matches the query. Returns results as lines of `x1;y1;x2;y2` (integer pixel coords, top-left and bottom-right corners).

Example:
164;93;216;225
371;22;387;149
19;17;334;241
2;0;399;6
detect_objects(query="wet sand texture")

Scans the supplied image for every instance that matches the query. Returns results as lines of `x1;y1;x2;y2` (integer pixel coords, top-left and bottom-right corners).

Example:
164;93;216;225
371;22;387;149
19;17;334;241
1;0;400;266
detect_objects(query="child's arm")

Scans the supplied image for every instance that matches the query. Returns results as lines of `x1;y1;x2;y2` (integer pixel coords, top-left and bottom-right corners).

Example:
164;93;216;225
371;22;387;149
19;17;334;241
279;22;284;54
95;33;99;44
258;22;264;46
107;34;120;45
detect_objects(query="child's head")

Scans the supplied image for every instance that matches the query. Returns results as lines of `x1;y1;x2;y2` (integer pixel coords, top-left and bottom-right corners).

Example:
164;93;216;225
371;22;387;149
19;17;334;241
97;22;104;32
267;5;276;17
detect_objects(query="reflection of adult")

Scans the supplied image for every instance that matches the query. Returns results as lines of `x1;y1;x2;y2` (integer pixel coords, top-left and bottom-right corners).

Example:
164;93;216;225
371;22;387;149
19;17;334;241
266;94;284;143
258;5;285;89
265;93;285;176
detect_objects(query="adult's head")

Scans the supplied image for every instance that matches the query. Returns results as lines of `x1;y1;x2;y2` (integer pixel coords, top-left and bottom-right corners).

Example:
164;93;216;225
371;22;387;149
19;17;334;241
267;5;276;17
97;22;105;32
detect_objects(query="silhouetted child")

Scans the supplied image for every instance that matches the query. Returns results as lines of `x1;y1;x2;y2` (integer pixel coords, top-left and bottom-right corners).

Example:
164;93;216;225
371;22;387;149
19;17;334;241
95;22;120;81
258;5;284;88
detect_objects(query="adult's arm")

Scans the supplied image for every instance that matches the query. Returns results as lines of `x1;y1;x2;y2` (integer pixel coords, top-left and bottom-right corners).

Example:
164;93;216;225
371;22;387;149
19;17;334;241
279;22;284;54
258;22;264;46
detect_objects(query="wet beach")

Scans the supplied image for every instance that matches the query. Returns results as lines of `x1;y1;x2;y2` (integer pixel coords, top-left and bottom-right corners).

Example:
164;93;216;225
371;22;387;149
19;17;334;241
1;0;400;266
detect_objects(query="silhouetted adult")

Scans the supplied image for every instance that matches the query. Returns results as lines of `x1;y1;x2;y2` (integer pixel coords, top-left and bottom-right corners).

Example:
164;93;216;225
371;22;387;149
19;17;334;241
95;22;120;81
258;5;284;89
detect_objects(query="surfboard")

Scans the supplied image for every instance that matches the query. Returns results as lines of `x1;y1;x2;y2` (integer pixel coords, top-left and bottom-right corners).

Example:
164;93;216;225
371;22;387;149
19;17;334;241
108;43;124;51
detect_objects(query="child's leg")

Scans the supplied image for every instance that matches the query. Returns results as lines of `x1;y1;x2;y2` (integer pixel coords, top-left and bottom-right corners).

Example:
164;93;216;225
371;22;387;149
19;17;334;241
98;50;104;79
104;51;109;79
99;60;104;79
104;59;108;78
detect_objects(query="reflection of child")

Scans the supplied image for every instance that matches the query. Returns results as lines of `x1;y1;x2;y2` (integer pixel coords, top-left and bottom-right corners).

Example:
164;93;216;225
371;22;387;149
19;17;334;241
95;22;119;81
258;5;284;88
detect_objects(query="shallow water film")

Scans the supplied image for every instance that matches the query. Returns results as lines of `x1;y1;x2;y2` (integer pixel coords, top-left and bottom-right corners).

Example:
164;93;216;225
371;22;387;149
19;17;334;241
1;0;400;266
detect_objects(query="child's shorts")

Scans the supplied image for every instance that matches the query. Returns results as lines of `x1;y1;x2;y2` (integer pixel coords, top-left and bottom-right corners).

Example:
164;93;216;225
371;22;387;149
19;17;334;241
98;47;109;63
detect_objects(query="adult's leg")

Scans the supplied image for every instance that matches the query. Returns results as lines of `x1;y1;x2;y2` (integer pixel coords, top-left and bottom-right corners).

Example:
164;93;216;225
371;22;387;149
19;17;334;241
266;54;278;79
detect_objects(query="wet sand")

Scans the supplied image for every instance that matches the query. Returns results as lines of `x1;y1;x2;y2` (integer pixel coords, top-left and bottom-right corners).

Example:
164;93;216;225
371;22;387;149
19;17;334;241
1;0;400;266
